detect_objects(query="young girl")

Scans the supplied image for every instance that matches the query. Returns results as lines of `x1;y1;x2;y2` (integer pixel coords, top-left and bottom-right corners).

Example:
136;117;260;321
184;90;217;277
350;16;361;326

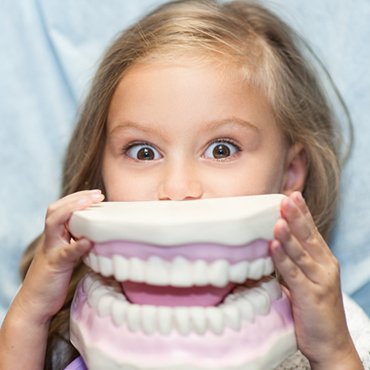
0;0;366;369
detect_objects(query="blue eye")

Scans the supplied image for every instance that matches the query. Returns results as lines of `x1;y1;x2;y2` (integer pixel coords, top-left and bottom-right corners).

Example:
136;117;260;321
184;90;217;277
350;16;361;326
125;143;162;161
204;140;240;160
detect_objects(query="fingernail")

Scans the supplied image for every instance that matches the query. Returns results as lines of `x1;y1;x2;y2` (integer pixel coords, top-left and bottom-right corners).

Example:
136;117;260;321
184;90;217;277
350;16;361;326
271;240;284;256
91;193;104;200
282;197;294;210
90;189;102;194
289;196;298;209
78;238;91;247
281;219;289;232
295;191;304;204
78;197;88;205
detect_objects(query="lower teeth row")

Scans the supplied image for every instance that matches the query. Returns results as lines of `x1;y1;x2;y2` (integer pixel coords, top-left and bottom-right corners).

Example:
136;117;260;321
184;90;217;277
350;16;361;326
84;253;274;288
82;273;282;336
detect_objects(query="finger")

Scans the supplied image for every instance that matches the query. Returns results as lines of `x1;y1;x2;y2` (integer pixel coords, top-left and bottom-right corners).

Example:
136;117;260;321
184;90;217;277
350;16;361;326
280;194;331;262
270;239;309;294
49;238;93;268
44;190;104;246
274;219;321;283
45;190;104;239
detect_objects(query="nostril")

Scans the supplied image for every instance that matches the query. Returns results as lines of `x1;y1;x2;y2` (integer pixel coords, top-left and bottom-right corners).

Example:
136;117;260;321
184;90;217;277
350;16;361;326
183;196;200;201
158;183;203;201
157;165;204;201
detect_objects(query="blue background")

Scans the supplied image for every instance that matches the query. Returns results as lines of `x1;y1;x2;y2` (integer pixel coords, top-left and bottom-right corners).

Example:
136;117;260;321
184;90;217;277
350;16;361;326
1;0;370;321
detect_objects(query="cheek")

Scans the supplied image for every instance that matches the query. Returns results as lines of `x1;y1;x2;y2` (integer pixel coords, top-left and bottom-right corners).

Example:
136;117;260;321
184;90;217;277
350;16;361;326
104;174;157;201
263;157;287;193
102;160;160;202
229;161;286;196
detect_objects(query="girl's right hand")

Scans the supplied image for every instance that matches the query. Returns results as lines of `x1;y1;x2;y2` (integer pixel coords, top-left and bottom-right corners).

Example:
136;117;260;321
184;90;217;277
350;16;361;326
16;189;104;324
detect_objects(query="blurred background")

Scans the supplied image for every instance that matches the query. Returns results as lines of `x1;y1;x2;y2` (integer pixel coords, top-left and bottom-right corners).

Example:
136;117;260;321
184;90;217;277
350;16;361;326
1;0;370;321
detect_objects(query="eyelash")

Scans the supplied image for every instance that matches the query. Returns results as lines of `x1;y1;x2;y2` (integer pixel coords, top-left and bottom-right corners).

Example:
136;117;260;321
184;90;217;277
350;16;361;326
122;141;161;160
203;138;242;160
121;138;242;161
209;138;241;150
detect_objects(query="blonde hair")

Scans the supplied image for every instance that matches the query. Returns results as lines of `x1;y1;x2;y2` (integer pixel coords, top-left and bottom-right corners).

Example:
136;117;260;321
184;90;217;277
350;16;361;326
20;1;349;368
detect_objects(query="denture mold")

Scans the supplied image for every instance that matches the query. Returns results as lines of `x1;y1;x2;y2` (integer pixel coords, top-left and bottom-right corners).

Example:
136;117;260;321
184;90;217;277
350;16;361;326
68;194;297;370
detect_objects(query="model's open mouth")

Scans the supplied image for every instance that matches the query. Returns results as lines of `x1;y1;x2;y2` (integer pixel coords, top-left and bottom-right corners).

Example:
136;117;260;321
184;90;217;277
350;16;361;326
85;238;273;304
69;195;297;370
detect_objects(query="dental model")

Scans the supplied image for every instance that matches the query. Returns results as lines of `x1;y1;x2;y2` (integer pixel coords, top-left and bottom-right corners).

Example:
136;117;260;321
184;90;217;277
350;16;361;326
68;194;297;370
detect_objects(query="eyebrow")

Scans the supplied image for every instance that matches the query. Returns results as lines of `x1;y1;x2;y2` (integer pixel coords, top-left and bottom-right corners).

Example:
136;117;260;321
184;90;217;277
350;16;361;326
108;117;259;137
108;121;167;137
201;117;259;133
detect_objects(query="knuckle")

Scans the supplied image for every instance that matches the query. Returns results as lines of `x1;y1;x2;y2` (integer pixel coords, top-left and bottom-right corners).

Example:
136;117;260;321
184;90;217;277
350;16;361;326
303;230;314;245
45;203;57;218
305;227;320;245
296;250;309;265
44;212;55;228
331;256;341;276
286;265;300;281
44;217;53;229
320;259;340;286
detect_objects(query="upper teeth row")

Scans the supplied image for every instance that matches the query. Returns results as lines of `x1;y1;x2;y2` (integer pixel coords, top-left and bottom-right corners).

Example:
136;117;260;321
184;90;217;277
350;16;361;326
84;253;274;287
82;272;282;336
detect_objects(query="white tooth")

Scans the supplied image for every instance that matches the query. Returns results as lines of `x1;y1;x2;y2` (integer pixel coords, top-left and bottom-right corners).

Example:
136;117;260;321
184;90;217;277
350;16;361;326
89;253;99;272
206;307;224;335
244;288;270;316
83;254;91;267
223;292;238;304
88;286;107;308
229;261;249;283
264;257;275;275
82;273;95;293
193;260;209;286
111;300;128;327
174;307;191;335
157;306;172;335
98;256;113;277
248;258;264;280
261;279;282;300
221;304;241;331
170;257;192;287
127;305;141;332
141;306;157;335
129;258;145;283
88;276;104;296
208;260;229;287
146;256;169;286
97;293;115;317
113;255;129;282
189;307;207;335
236;298;254;322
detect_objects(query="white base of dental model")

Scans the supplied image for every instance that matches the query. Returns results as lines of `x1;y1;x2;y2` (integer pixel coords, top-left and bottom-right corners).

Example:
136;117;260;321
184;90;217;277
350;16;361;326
69;195;297;370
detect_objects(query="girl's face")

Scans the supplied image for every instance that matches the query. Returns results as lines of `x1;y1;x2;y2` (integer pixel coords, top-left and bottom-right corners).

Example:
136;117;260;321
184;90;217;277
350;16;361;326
102;61;305;201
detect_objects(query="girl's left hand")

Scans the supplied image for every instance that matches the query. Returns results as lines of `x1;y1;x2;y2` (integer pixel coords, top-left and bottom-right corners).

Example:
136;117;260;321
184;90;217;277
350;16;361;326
271;191;362;370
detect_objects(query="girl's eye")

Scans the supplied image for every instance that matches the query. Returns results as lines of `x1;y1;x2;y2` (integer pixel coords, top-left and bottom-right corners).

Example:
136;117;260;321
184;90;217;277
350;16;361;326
204;140;240;160
125;143;162;161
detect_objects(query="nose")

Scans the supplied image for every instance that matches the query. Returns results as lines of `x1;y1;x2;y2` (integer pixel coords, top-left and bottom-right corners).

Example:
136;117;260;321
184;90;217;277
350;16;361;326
158;161;203;201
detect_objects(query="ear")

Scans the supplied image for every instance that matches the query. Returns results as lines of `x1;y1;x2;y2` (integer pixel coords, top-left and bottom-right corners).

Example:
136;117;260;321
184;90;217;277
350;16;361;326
281;143;307;196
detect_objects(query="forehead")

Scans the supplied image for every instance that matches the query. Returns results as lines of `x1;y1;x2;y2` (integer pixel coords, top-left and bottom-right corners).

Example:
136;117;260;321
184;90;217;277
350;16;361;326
106;61;283;146
108;60;277;131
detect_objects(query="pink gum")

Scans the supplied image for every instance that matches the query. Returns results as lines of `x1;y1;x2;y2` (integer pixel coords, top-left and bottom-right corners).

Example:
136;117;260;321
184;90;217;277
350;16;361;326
91;239;269;263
